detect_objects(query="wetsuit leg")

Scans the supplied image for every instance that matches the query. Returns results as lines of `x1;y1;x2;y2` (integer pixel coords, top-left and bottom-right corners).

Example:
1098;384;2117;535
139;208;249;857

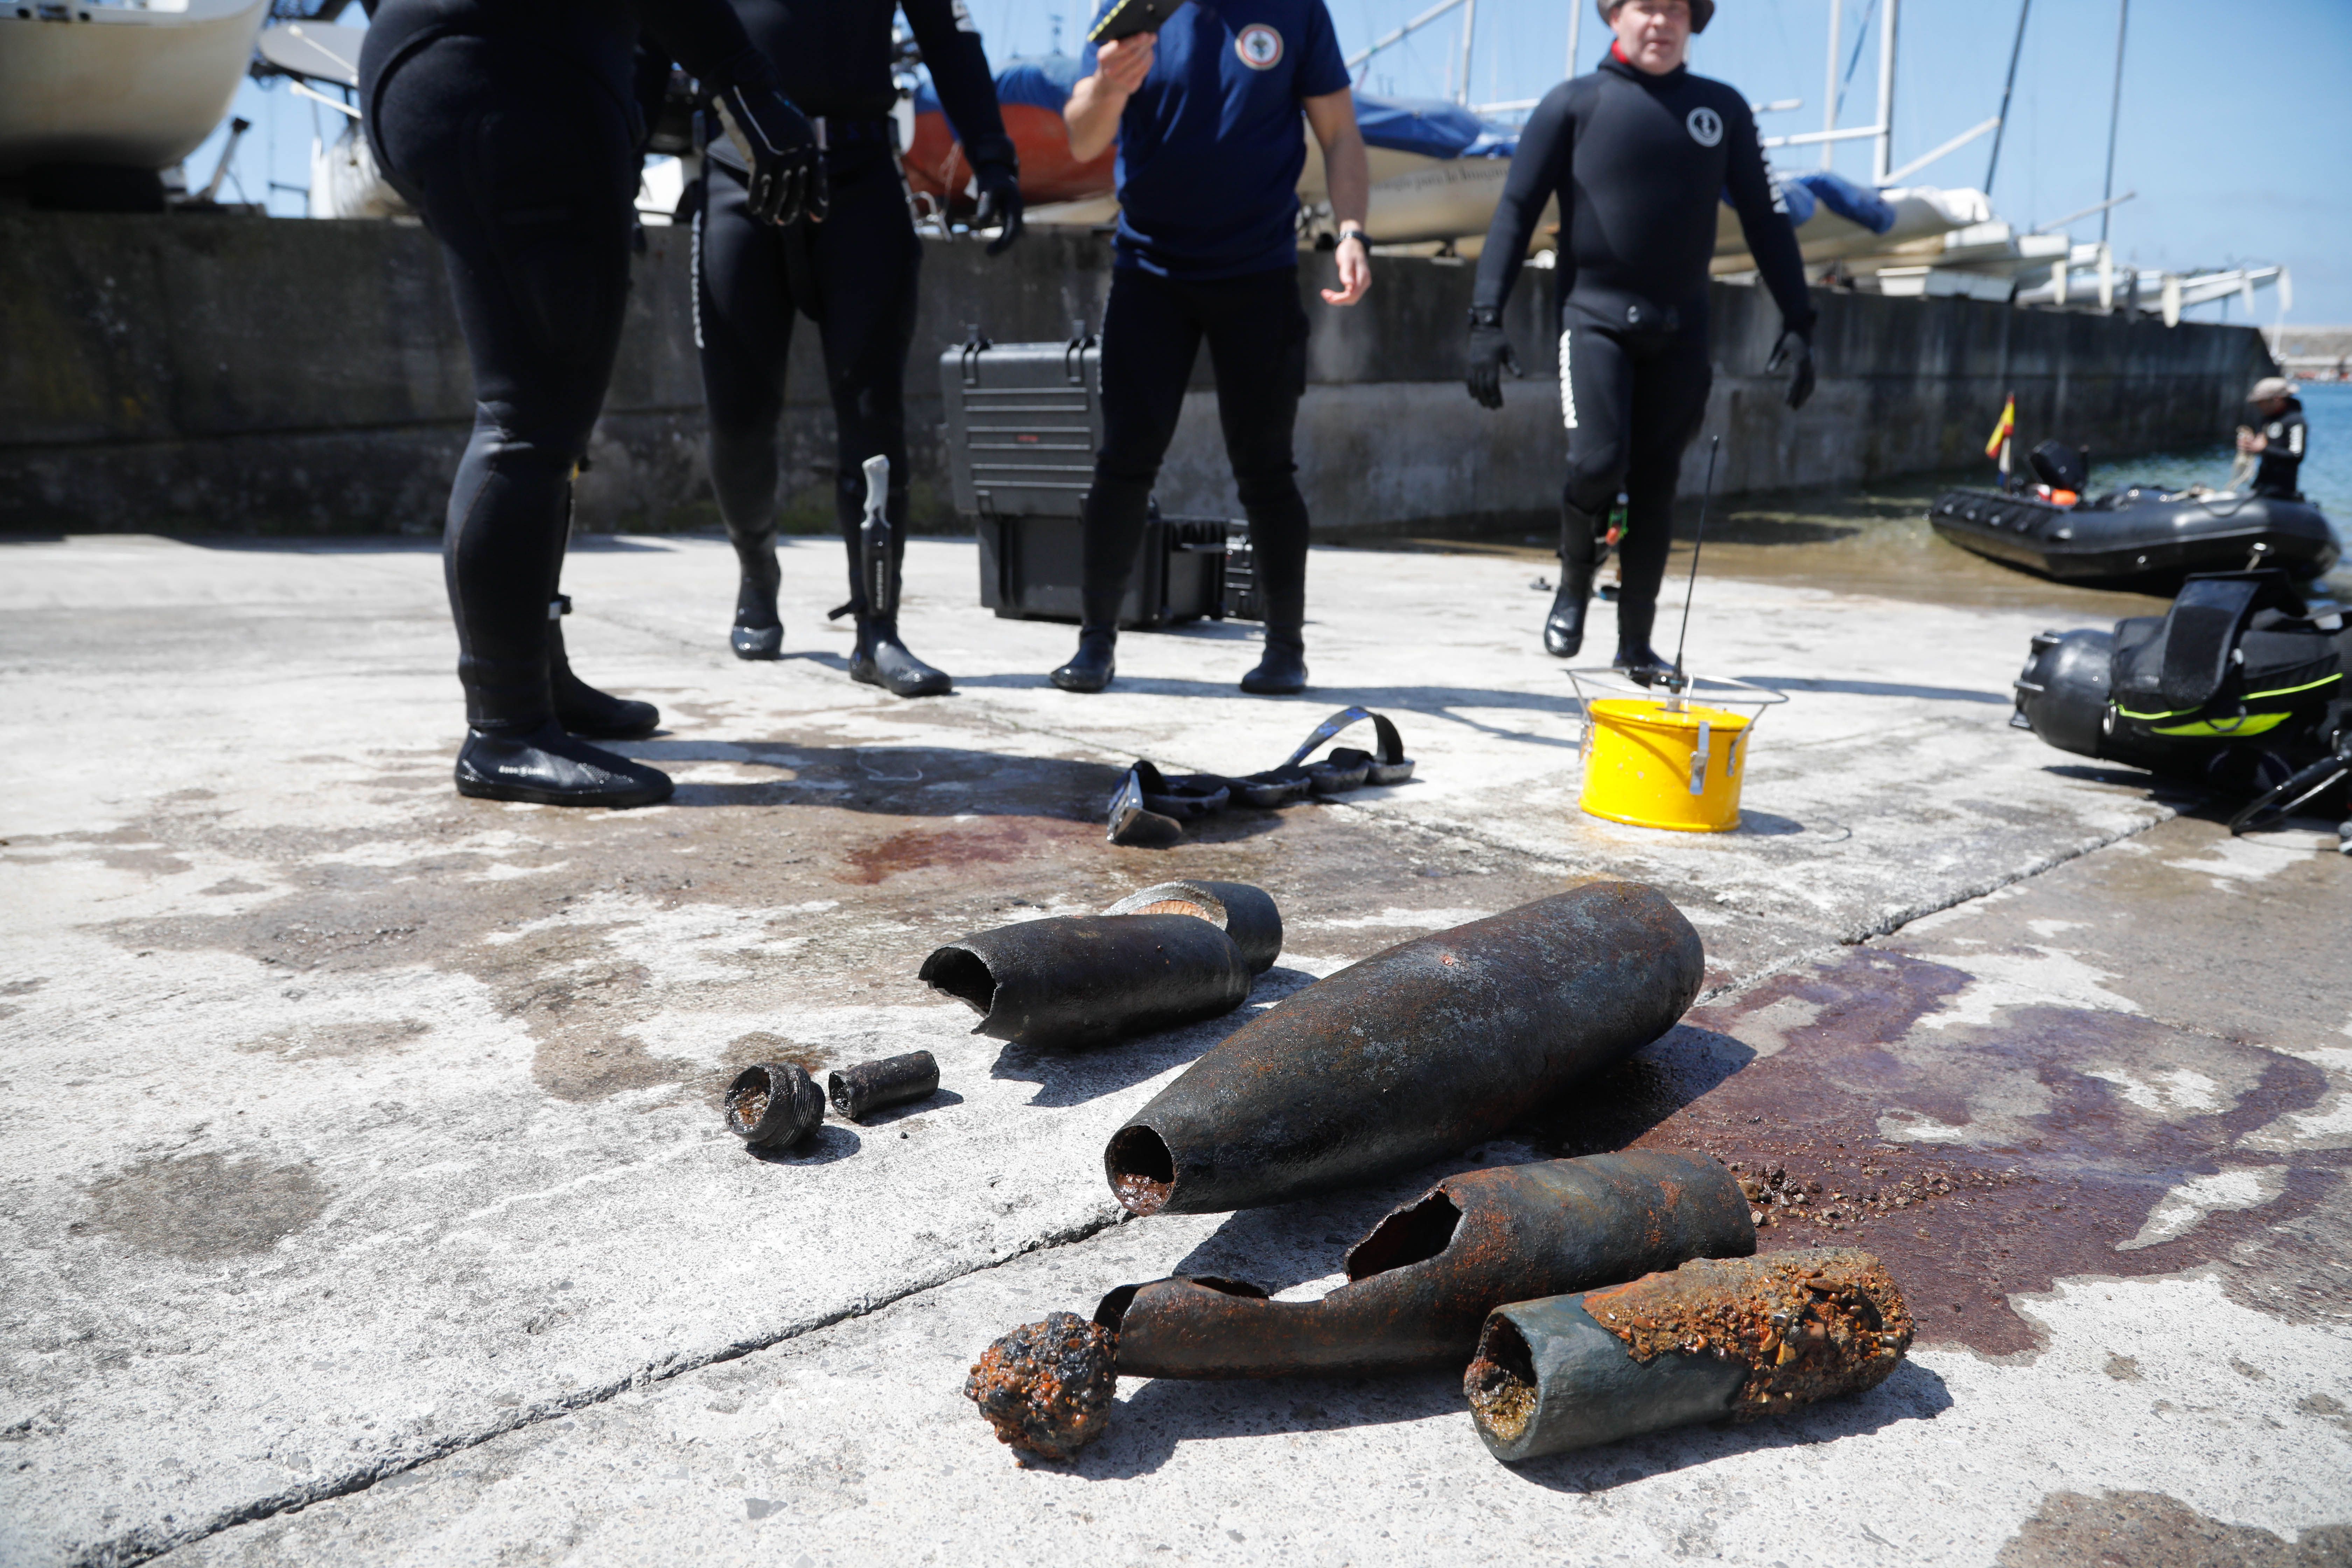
1082;268;1203;627
696;158;796;657
1054;267;1203;692
369;35;669;805
1614;320;1714;660
1198;266;1312;692
805;147;945;695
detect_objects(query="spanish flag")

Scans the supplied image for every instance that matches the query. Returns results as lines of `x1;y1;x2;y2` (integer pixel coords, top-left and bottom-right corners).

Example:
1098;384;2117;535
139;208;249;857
1984;394;2016;461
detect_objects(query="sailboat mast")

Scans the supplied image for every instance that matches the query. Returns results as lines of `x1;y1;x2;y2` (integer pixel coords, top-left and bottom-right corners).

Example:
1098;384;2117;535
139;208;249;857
2099;0;2129;242
1821;0;1841;169
1871;0;1899;184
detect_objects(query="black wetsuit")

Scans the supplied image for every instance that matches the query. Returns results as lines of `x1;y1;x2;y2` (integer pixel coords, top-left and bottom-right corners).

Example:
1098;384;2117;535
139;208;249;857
695;0;1013;642
361;0;778;734
1475;48;1814;644
2252;398;2308;500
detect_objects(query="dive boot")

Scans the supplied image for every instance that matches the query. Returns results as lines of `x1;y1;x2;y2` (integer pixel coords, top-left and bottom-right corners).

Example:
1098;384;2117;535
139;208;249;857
1051;628;1117;693
455;720;673;808
549;608;659;740
850;615;952;697
1611;597;1674;687
1545;505;1604;658
1240;635;1308;695
729;530;785;660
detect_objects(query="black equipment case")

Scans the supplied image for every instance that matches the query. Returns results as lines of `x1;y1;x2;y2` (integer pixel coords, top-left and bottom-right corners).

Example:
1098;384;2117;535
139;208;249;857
941;329;1250;628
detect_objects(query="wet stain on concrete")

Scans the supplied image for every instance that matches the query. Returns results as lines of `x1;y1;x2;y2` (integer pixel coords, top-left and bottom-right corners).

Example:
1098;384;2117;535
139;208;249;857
837;818;1073;886
1995;1490;2352;1567
1521;947;2346;1355
84;1153;330;1261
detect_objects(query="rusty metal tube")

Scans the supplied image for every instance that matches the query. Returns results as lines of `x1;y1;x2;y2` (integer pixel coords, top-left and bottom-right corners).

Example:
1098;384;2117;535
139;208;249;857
1104;883;1703;1214
920;914;1251;1050
827;1050;939;1121
1102;880;1284;975
1465;1248;1916;1461
1094;1151;1753;1378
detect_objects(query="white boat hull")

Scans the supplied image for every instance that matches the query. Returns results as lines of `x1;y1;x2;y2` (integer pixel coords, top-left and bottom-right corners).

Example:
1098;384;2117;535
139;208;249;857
0;0;268;174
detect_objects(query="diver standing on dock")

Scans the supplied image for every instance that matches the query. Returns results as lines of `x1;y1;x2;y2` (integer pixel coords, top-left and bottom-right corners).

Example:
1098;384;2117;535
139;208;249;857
2240;377;2308;500
696;0;1024;696
361;0;822;806
1048;0;1371;696
1465;0;1815;677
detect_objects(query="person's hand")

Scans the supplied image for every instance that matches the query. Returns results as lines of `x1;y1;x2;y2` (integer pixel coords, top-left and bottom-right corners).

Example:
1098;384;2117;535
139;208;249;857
973;163;1024;255
1766;327;1814;411
1094;31;1156;93
1465;307;1516;409
719;84;827;226
1322;230;1370;305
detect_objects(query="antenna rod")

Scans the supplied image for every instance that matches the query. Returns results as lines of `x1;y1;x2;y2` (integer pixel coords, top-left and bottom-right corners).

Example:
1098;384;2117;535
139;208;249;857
1670;436;1722;692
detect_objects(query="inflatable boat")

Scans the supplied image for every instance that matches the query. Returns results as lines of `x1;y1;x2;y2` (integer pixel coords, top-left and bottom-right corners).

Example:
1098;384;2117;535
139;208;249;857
1930;485;2340;586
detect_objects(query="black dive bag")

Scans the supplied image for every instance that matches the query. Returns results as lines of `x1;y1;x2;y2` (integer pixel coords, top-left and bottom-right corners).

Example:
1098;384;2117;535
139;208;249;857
2012;570;2350;794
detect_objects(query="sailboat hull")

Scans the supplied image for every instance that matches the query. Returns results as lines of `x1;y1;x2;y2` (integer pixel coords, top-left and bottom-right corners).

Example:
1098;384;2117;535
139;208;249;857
0;0;267;175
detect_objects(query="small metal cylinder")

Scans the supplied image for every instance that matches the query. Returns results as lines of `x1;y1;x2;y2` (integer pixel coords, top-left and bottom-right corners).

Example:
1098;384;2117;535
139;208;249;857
828;1050;940;1121
1465;1248;1914;1462
723;1062;825;1153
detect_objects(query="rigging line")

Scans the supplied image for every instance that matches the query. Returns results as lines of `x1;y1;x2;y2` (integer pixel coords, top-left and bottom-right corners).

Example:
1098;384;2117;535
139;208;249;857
1833;0;1877;121
1983;0;2031;196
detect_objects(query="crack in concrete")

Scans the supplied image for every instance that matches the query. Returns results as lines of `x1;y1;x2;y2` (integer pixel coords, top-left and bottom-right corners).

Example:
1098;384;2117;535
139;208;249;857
86;1210;1132;1568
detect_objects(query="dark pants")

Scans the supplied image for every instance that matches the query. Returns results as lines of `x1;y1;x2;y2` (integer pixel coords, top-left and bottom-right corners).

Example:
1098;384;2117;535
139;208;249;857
695;142;920;616
1558;309;1713;625
1083;265;1312;637
367;35;637;732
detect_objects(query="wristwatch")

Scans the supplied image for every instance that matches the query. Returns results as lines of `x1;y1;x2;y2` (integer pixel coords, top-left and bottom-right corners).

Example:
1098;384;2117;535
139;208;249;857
1336;224;1368;246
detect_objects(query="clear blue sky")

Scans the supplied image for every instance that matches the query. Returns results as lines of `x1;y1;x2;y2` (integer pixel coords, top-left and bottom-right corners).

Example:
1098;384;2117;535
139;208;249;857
191;0;2352;322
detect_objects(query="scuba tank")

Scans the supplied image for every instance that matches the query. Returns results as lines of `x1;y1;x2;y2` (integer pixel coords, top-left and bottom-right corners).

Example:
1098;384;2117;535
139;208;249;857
2012;570;2350;799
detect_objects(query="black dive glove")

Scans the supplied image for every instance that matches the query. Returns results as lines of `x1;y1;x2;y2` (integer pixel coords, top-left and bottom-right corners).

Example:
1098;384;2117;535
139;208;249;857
972;163;1024;255
717;84;827;226
1767;327;1815;411
1465;306;1517;410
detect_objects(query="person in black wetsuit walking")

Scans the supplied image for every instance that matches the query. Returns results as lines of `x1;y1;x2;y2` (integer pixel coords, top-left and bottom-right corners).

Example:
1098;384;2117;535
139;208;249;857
1466;0;1816;677
696;0;1021;697
361;0;823;806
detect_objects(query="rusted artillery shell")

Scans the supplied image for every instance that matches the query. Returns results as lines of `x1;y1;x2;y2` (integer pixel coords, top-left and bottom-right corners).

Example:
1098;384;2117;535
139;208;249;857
827;1050;939;1121
1465;1247;1915;1461
1094;1151;1752;1378
1104;883;1703;1214
724;1062;825;1152
1102;879;1284;975
922;914;1251;1049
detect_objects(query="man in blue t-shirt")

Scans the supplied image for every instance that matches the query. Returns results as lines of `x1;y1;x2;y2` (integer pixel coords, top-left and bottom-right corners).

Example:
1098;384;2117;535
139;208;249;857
1048;0;1370;695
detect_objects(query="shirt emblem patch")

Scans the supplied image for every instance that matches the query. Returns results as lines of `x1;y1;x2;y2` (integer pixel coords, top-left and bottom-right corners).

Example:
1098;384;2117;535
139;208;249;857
1235;23;1284;70
1686;106;1723;147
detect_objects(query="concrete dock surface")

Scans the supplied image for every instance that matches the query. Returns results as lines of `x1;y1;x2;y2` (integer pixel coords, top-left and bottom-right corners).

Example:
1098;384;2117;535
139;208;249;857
2;531;2347;1567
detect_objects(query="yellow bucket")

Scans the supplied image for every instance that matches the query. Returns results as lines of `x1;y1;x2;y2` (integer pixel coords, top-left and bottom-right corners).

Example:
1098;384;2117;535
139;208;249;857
1579;698;1754;832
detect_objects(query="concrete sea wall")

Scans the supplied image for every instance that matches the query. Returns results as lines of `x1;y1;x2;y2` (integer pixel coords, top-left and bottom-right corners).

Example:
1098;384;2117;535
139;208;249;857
0;211;2275;536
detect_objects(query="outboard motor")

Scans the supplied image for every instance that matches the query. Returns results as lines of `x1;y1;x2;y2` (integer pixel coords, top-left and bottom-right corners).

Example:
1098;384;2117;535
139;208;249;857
2026;439;2087;495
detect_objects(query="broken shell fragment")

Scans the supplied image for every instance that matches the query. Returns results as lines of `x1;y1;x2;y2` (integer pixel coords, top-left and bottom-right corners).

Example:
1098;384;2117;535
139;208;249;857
1094;1151;1754;1378
965;1311;1120;1460
827;1050;940;1121
1464;1247;1915;1461
921;914;1251;1050
724;1062;826;1153
1102;880;1284;975
1105;883;1703;1214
